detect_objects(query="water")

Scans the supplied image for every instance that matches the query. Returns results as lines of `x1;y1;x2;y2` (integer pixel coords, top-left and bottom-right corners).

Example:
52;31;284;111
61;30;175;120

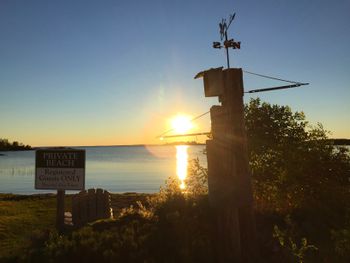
0;145;206;194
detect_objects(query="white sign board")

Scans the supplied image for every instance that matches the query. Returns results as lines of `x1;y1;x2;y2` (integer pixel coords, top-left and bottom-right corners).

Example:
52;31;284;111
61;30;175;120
35;149;85;190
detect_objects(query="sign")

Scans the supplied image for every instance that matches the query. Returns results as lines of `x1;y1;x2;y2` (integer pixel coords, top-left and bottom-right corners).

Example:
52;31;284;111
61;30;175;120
35;148;85;190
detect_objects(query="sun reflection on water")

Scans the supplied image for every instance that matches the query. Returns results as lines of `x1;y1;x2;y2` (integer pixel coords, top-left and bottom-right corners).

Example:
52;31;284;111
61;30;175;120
175;145;189;189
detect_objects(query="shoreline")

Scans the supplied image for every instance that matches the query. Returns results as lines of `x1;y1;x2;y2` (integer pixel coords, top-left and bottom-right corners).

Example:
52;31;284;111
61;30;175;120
0;192;153;214
2;140;348;150
0;191;157;197
0;143;206;152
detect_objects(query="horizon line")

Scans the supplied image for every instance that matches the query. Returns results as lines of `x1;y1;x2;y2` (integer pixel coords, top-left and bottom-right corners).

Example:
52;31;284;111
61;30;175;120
32;142;206;148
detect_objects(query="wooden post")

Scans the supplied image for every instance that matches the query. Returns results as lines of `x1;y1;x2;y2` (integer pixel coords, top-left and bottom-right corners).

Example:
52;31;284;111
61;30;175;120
80;190;88;225
223;69;258;262
96;188;104;218
202;68;258;262
102;189;112;218
87;188;97;221
56;189;65;232
72;193;80;226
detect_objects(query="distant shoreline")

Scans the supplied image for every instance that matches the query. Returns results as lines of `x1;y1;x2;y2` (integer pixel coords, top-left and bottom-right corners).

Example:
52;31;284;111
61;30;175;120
330;138;350;145
0;148;32;152
4;139;349;150
0;144;206;151
30;143;206;149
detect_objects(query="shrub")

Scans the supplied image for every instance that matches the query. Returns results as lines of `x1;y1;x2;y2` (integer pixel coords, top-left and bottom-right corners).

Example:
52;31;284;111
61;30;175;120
245;98;350;260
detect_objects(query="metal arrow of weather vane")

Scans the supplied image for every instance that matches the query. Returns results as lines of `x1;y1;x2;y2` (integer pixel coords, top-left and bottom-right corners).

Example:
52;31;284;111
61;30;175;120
213;12;241;68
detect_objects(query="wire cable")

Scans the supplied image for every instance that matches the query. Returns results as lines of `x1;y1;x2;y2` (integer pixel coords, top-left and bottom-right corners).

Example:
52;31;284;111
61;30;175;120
243;70;302;84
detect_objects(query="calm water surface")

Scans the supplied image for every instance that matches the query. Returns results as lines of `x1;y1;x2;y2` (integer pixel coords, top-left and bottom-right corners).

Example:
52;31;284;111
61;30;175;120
0;145;206;194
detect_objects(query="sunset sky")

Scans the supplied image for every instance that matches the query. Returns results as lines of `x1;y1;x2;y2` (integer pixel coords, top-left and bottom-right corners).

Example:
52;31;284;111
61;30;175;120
1;0;349;146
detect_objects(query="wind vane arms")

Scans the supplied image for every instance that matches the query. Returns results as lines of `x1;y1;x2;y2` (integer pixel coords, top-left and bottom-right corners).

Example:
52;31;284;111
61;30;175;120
245;83;309;94
213;12;241;68
213;41;241;49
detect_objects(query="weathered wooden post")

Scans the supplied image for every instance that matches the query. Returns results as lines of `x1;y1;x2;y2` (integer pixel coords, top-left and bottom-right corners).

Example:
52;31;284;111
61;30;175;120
195;67;257;262
72;192;81;226
96;188;105;218
88;188;97;221
96;188;111;218
56;189;65;231
80;190;89;225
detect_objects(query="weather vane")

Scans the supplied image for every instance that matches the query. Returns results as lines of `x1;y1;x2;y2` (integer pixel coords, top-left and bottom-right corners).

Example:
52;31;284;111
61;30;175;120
213;12;241;68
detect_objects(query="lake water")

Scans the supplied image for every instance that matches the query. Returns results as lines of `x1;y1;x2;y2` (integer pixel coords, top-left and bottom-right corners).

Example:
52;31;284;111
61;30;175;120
0;145;206;194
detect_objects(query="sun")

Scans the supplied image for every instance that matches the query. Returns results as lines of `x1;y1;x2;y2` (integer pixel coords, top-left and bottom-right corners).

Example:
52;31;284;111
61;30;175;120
171;115;193;134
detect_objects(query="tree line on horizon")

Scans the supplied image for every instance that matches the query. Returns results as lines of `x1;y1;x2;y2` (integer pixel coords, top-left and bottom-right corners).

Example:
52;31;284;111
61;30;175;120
0;138;31;151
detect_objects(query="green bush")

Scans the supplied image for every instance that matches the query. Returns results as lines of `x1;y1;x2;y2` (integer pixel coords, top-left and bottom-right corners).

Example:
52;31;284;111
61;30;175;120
245;98;350;213
245;98;350;261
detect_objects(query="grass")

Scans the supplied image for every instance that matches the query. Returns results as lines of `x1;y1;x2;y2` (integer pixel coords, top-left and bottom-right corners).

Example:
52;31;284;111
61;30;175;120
0;194;57;258
0;192;149;260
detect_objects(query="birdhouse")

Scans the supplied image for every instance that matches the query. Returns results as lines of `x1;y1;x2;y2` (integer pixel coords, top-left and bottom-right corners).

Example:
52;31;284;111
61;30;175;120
194;67;224;97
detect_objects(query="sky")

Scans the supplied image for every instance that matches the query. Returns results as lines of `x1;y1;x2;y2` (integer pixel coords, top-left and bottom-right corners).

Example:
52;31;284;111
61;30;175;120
0;0;349;146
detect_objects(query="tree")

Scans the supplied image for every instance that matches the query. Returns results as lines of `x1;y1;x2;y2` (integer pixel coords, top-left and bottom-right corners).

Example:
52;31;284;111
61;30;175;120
0;138;31;151
244;98;350;212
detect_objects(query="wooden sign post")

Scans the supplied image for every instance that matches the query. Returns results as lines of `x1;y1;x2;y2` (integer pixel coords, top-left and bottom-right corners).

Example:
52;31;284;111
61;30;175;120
35;148;86;232
56;189;65;231
196;68;257;262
